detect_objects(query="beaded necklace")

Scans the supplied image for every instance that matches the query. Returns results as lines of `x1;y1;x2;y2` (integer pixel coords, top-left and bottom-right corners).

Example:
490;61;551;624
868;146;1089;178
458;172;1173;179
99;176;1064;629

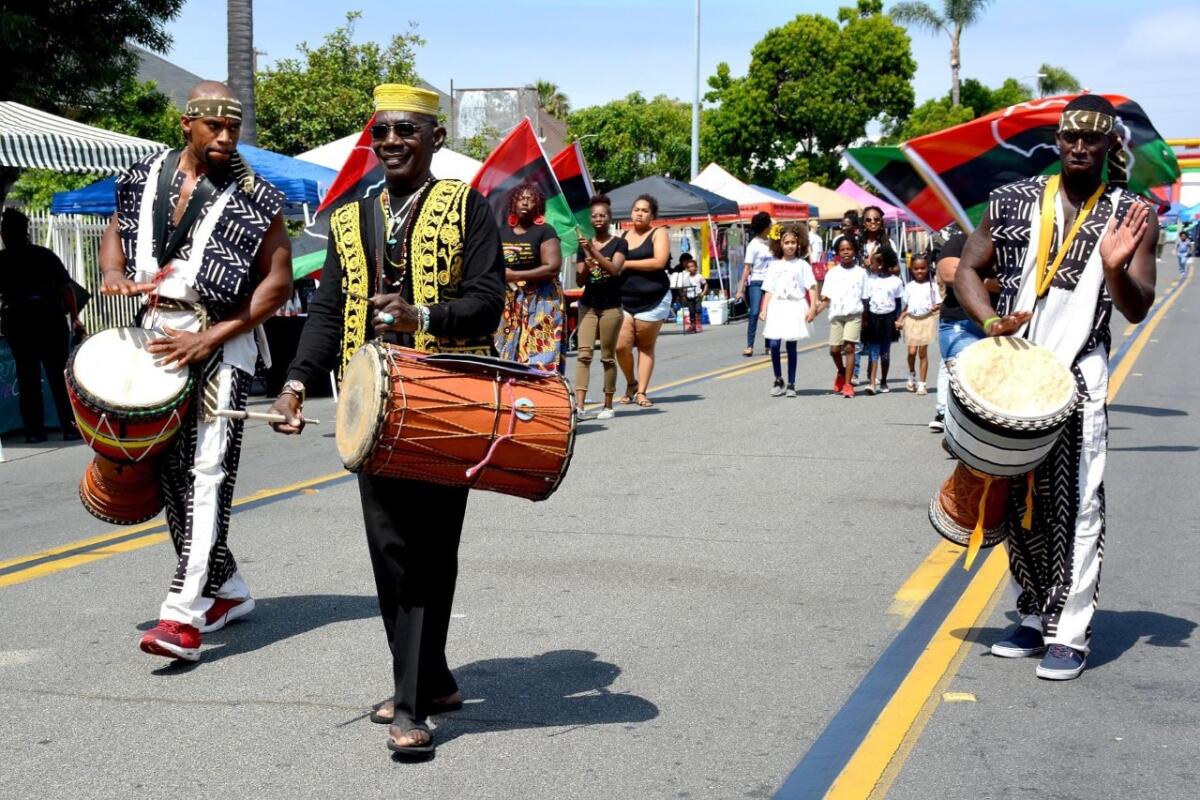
377;178;433;295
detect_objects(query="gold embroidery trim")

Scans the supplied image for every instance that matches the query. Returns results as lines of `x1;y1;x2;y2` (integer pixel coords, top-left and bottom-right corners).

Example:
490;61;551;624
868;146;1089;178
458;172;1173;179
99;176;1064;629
409;180;472;352
333;202;369;377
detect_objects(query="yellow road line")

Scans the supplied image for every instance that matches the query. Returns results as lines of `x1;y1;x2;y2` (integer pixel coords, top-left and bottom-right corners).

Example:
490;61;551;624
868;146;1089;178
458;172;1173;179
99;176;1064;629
715;342;828;381
887;540;962;619
830;270;1190;797
0;470;347;589
827;548;1009;798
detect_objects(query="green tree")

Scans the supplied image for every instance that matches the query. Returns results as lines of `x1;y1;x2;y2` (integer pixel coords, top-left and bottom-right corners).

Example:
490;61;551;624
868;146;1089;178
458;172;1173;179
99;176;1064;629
889;0;993;107
892;98;976;140
886;77;1030;141
255;12;425;156
1037;64;1081;97
704;2;916;189
0;0;184;204
535;80;570;120
566;93;704;187
228;0;257;144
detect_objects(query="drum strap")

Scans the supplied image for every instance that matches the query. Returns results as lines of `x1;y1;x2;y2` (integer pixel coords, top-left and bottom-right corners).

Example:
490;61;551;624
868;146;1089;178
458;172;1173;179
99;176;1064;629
152;149;220;268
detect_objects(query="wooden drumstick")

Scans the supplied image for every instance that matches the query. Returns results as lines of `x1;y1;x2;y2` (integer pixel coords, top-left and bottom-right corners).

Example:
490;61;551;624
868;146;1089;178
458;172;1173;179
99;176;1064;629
214;410;321;425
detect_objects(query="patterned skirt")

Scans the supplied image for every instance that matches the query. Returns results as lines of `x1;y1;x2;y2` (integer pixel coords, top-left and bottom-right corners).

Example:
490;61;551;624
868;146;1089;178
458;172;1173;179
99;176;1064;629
494;280;564;371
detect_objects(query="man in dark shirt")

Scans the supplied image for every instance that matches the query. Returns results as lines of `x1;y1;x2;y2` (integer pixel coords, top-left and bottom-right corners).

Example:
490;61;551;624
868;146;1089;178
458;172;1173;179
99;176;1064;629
0;208;81;442
268;83;505;758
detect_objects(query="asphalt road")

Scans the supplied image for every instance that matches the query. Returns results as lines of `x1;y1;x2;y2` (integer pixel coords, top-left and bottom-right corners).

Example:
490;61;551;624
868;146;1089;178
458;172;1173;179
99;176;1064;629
1;271;1196;800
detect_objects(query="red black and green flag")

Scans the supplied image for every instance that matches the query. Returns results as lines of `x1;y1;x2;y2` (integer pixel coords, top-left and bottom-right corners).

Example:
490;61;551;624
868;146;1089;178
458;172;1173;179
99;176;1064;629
895;94;1179;231
844;145;947;231
550;140;596;234
471;118;576;252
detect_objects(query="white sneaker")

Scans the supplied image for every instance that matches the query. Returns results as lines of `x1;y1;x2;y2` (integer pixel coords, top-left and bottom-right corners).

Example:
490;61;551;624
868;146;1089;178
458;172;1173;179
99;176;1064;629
596;408;615;420
916;382;928;396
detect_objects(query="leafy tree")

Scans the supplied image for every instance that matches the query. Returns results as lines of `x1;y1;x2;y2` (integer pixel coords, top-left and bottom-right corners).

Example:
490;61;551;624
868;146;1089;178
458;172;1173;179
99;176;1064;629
1037;64;1081;97
889;0;993;106
887;76;1030;140
0;0;184;204
566;93;706;188
703;2;915;189
535;80;570;120
460;125;501;162
255;12;425;156
228;0;257;144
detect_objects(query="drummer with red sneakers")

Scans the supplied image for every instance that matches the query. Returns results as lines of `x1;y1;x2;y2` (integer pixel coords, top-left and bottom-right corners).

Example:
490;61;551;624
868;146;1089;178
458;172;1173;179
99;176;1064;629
98;81;293;661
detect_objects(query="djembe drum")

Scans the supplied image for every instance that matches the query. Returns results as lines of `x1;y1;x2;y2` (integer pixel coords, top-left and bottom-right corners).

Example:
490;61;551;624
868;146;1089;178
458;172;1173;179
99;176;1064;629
930;336;1078;566
336;343;576;501
67;327;193;524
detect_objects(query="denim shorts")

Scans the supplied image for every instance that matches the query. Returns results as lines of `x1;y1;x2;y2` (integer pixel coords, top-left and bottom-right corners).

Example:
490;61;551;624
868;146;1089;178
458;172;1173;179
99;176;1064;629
938;318;985;361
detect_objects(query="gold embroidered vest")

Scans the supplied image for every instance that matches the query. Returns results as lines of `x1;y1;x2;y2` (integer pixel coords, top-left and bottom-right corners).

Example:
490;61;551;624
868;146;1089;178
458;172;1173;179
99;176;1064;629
330;179;493;377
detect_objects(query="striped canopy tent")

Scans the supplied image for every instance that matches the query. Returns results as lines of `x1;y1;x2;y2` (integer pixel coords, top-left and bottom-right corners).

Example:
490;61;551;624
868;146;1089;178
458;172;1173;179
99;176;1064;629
0;101;165;174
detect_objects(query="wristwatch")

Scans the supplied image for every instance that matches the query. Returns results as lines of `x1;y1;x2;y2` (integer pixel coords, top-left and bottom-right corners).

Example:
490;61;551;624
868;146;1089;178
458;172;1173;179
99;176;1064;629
280;379;306;403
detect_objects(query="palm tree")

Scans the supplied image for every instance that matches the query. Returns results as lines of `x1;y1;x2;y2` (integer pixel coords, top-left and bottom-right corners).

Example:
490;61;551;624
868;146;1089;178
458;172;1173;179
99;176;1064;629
1037;64;1082;98
227;0;256;144
890;0;993;107
535;80;570;120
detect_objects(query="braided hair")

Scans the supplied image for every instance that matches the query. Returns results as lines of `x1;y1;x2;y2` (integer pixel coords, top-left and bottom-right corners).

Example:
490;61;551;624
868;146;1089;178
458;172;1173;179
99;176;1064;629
507;182;546;224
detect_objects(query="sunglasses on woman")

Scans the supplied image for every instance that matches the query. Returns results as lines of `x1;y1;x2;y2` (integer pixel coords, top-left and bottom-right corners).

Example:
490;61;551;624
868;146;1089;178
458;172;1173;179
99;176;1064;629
369;121;428;140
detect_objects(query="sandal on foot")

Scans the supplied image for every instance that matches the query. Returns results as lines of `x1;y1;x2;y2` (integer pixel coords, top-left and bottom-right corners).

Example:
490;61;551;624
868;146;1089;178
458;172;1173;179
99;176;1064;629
742;347;753;357
617;383;639;404
387;719;434;757
635;392;654;408
371;693;462;724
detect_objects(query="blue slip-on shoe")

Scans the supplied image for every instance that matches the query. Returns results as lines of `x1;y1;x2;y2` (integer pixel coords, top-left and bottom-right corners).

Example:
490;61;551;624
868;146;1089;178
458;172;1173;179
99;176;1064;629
990;624;1046;658
1036;644;1087;680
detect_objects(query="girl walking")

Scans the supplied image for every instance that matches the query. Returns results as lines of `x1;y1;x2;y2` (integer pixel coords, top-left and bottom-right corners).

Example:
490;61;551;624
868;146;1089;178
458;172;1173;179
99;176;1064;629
896;254;940;395
574;194;628;420
862;248;903;394
759;224;817;397
813;236;868;398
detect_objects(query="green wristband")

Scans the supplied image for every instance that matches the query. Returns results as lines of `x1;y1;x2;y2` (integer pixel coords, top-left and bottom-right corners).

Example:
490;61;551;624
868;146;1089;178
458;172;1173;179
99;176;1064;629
982;316;1001;333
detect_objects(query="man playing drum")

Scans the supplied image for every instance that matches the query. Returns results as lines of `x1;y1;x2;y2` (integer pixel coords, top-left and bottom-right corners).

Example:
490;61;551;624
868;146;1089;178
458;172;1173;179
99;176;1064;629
98;81;293;661
268;84;506;757
954;95;1157;680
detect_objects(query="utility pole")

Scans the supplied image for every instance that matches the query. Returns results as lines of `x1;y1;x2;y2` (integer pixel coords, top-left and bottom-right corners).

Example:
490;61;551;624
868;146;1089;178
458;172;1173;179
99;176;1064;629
690;0;701;180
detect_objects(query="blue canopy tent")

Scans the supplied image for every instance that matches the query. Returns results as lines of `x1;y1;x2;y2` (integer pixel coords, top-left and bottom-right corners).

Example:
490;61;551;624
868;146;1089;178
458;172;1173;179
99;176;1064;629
51;144;338;215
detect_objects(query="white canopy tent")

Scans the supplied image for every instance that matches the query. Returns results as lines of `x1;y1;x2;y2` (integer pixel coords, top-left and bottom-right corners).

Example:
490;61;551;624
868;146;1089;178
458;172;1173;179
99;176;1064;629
0;101;164;173
296;133;483;183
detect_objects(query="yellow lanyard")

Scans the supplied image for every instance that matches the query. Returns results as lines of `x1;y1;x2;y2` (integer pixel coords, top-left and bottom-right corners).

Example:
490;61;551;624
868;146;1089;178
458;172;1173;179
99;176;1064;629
1034;175;1105;297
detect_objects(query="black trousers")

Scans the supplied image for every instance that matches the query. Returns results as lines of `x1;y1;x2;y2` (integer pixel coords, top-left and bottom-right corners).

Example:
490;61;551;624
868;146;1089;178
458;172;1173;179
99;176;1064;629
358;473;468;722
7;312;72;436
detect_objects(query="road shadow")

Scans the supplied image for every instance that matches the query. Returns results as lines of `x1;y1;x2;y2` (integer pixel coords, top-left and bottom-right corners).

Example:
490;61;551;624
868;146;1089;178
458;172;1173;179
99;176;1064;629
425;649;659;750
1109;444;1199;453
639;393;702;406
141;593;379;673
960;608;1196;672
1109;404;1189;418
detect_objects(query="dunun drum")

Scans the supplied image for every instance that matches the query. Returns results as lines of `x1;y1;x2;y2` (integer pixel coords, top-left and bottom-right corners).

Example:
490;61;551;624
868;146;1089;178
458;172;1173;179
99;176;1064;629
930;336;1078;558
67;327;193;524
336;343;576;501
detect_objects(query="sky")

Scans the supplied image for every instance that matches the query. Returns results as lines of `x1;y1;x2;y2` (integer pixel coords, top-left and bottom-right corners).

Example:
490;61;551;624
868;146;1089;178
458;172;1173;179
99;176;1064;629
161;0;1199;140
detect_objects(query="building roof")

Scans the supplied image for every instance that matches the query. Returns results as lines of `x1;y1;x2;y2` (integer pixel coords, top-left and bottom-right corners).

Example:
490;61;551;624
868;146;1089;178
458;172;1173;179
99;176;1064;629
132;45;205;110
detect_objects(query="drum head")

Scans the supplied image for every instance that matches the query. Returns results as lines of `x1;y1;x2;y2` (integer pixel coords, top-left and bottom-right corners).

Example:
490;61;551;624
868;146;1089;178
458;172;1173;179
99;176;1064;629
73;328;188;410
953;337;1075;422
336;343;387;471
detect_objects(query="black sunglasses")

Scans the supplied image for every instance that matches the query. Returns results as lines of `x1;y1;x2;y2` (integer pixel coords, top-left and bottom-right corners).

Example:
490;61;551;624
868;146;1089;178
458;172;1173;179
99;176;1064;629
369;121;428;140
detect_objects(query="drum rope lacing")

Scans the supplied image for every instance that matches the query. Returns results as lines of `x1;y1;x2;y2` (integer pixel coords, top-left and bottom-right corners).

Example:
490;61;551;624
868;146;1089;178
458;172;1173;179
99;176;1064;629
947;369;1079;432
79;407;185;463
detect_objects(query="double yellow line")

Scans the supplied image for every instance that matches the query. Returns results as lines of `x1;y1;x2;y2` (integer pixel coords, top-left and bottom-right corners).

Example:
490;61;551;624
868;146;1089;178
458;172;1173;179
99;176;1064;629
826;269;1192;799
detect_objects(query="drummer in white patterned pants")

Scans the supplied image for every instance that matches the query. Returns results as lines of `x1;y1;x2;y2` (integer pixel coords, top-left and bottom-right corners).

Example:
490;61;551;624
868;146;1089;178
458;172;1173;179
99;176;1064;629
953;95;1157;680
99;81;293;662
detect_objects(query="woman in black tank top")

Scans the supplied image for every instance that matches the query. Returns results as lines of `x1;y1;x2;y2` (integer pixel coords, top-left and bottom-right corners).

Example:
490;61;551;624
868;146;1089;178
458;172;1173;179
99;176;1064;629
615;194;671;407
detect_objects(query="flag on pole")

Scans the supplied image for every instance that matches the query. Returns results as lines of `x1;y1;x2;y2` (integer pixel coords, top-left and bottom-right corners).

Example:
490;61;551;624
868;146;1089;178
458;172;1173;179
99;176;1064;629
471;118;576;247
550;140;596;234
844;145;947;231
899;94;1179;231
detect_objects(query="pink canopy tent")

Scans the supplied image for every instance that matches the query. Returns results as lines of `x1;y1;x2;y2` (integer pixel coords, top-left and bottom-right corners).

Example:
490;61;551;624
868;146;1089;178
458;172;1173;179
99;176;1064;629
835;179;910;222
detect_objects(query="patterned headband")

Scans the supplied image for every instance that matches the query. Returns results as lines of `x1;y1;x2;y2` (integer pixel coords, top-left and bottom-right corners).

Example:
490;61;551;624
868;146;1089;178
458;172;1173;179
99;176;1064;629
1058;109;1114;135
185;97;243;120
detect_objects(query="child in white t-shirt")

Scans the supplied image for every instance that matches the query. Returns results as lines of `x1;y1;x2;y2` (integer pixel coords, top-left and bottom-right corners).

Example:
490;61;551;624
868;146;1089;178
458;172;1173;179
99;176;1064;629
759;224;817;396
896;255;941;394
814;236;869;398
682;257;707;333
862;248;904;394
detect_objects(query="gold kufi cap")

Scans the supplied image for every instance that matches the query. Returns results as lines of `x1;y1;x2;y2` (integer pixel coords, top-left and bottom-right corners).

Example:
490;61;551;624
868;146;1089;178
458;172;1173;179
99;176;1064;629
373;84;440;116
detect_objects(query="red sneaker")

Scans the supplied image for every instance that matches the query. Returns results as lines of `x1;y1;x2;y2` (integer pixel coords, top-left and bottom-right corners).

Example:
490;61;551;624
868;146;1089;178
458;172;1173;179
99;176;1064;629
199;596;256;634
842;383;856;398
139;621;201;661
834;373;846;392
